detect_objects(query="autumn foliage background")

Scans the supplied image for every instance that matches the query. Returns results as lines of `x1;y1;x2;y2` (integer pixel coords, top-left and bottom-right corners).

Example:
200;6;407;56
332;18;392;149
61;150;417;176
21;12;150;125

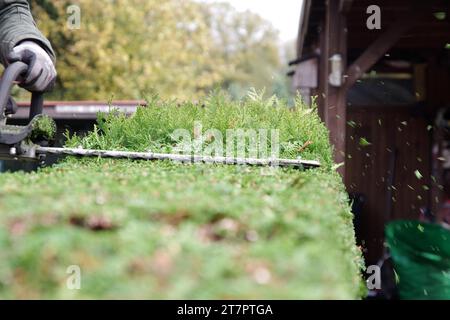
30;0;292;101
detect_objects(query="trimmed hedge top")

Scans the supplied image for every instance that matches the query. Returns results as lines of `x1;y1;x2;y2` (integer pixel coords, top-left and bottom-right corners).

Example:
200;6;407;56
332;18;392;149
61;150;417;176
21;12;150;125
66;92;333;168
0;93;364;299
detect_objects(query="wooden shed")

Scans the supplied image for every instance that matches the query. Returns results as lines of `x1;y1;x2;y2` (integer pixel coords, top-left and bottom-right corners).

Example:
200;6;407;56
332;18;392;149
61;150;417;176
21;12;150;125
291;0;450;263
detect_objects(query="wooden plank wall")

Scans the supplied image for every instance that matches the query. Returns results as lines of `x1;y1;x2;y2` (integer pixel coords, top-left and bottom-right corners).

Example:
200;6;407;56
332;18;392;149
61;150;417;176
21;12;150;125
426;56;450;214
345;106;432;264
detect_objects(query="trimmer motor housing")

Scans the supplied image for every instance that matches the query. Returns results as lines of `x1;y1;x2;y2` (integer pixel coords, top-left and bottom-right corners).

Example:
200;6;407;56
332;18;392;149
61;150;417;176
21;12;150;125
0;61;51;161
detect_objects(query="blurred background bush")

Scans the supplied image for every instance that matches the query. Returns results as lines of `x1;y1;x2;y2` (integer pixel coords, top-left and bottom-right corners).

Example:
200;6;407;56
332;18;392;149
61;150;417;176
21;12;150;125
29;0;294;101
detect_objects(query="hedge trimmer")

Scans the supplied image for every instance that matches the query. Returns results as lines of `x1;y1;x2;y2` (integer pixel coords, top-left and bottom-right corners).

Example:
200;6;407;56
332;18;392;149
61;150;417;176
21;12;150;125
0;62;320;169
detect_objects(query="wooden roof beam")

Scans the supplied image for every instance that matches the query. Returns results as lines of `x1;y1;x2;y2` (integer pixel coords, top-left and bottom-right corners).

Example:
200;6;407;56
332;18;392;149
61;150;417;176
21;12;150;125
344;15;418;90
344;4;435;89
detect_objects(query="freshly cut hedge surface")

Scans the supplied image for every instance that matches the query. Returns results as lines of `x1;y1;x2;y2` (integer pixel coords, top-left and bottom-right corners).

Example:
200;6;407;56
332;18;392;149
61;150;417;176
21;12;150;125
0;93;364;299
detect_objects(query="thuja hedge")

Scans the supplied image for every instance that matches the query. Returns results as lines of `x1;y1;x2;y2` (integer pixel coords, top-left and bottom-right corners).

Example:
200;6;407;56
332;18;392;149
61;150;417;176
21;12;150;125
0;93;365;299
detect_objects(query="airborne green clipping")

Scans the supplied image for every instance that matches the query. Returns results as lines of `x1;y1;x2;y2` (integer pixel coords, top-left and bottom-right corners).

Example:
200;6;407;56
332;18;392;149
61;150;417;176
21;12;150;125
0;93;365;299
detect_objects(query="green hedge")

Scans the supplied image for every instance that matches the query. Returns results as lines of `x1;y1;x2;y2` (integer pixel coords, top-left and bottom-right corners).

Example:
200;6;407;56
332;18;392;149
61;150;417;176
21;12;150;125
0;93;365;299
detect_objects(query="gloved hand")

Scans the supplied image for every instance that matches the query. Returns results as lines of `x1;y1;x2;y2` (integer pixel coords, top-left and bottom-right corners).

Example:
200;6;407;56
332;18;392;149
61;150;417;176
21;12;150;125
7;41;57;92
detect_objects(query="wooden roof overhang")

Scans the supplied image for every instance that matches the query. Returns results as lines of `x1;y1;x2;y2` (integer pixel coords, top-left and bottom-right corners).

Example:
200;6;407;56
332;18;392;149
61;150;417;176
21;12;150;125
298;0;450;59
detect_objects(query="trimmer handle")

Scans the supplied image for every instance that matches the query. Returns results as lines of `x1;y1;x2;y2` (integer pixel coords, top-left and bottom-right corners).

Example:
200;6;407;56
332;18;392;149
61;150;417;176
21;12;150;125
0;61;44;122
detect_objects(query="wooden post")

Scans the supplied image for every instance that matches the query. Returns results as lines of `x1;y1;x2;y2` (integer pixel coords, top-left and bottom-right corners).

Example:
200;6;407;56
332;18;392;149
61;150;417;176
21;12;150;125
321;0;348;176
317;21;329;123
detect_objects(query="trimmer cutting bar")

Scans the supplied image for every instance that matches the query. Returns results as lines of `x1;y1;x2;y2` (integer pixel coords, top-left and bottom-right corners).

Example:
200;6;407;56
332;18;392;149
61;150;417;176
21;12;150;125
36;147;321;169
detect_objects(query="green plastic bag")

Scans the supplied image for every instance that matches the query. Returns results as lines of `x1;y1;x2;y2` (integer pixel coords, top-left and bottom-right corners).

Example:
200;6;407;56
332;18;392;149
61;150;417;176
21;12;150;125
385;220;450;299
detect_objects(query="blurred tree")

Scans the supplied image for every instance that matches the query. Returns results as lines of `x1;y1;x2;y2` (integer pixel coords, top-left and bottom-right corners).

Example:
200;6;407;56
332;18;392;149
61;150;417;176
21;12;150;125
30;0;223;100
200;2;283;99
27;0;286;101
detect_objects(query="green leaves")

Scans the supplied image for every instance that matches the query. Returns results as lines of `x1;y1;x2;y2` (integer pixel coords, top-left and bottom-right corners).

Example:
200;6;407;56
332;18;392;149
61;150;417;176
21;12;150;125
0;94;363;299
30;0;284;101
30;115;57;141
414;170;423;180
0;160;364;299
359;137;371;147
65;93;333;167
